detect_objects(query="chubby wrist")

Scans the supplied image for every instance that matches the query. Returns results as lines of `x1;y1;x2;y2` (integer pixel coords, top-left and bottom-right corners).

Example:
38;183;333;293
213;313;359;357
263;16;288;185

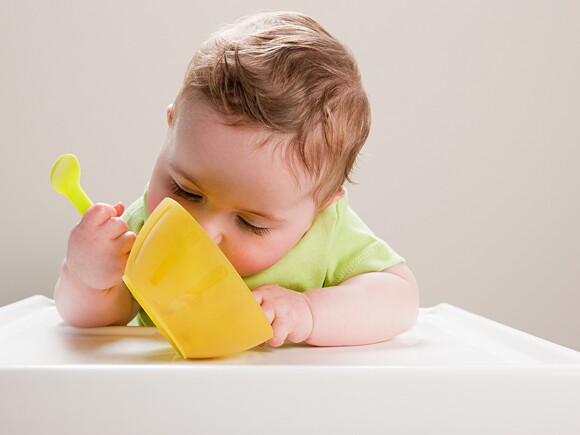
61;259;119;294
61;259;94;291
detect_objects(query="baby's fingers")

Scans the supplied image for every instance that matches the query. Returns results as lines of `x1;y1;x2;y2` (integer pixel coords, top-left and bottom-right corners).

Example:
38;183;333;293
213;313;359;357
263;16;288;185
114;230;136;254
254;295;275;325
113;202;125;217
269;318;289;347
102;216;130;239
82;203;119;227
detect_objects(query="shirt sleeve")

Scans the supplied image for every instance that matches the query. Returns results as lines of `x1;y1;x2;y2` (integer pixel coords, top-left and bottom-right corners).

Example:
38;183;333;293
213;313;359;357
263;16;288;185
324;197;405;287
121;193;147;307
121;192;148;235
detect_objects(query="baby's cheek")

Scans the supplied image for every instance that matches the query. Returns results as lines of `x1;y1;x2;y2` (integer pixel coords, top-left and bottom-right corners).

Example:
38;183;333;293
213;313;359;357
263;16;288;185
229;242;289;277
145;187;164;216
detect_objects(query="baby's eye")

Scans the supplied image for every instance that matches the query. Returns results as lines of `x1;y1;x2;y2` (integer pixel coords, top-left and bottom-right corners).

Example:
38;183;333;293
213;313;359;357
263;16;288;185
236;216;270;237
170;180;203;202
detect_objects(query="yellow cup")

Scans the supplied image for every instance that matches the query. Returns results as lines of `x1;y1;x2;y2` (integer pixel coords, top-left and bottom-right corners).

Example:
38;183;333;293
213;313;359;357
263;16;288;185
123;197;272;358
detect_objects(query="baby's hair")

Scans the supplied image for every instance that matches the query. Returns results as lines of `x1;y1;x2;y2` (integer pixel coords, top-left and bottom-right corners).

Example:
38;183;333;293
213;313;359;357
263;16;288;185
174;11;370;207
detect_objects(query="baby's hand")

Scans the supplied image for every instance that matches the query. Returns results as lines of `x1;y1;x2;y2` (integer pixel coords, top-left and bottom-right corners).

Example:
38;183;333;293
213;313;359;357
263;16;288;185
65;203;136;291
252;284;313;347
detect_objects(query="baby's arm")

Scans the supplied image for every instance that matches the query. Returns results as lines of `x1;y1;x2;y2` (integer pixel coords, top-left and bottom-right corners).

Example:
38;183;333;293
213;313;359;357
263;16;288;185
252;263;419;347
54;203;140;327
304;263;419;346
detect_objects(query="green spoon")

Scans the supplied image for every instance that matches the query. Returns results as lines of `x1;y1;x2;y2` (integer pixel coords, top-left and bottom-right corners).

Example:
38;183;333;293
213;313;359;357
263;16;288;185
50;154;93;215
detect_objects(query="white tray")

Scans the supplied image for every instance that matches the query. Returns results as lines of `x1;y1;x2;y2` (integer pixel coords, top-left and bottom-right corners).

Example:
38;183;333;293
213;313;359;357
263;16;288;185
1;296;579;434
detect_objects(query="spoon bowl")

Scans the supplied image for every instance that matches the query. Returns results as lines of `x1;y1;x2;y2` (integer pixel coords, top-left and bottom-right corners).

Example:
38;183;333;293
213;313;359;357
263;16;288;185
50;154;93;214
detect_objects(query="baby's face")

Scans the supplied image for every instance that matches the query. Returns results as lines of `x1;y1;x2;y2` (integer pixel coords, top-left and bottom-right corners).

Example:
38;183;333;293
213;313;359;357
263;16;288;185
147;101;318;276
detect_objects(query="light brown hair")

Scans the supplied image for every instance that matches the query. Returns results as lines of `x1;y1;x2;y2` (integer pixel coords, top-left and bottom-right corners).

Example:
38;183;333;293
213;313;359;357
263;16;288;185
174;11;371;207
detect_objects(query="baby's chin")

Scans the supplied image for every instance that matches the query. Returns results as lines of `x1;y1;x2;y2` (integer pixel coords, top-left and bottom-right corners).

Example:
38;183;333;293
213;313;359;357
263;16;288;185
232;256;282;278
235;263;272;278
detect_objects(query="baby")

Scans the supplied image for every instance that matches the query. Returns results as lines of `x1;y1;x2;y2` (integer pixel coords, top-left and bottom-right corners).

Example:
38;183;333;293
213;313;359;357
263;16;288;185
55;11;419;348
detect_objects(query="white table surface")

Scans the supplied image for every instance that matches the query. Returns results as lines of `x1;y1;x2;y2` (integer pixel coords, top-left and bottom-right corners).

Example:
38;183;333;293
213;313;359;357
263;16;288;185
1;296;579;434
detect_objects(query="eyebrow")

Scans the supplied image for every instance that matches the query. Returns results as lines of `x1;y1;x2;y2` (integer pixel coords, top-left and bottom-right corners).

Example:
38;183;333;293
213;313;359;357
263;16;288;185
169;162;287;224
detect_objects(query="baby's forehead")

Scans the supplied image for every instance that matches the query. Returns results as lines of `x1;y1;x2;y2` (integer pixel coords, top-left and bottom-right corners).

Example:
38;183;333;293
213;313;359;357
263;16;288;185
176;100;322;197
249;128;320;193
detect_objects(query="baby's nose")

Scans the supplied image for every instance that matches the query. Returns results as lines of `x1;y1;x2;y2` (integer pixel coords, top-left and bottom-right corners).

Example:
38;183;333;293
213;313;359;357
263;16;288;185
208;230;222;246
196;216;223;246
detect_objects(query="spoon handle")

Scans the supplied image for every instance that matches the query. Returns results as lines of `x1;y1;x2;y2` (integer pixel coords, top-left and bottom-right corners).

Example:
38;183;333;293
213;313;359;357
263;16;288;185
67;185;93;215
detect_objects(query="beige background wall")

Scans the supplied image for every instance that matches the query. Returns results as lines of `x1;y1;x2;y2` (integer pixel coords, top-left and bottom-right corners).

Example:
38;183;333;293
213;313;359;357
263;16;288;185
1;1;578;350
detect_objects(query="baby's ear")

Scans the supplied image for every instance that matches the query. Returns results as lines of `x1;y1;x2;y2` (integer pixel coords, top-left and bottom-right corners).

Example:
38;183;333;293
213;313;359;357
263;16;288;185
166;104;175;126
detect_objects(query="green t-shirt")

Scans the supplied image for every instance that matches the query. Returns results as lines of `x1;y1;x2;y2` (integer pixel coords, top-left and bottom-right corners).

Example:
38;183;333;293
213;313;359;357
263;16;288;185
123;187;404;326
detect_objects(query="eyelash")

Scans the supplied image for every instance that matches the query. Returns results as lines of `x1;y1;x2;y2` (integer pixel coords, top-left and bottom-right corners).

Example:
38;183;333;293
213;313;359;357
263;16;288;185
170;180;202;202
170;180;271;237
236;216;271;237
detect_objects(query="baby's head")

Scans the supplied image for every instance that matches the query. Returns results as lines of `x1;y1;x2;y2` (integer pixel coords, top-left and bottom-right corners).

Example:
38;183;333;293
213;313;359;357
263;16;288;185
174;11;370;208
148;11;370;276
